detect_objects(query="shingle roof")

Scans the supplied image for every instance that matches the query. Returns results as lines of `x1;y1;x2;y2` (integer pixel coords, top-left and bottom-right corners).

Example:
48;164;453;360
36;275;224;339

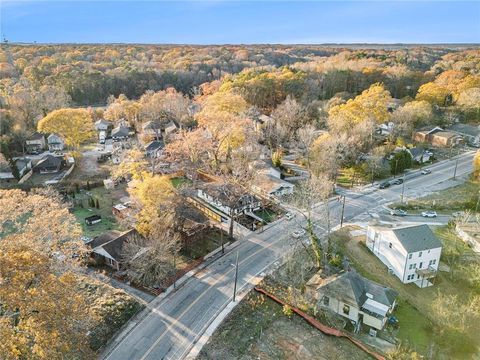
90;229;139;262
145;140;164;151
111;126;130;137
34;155;62;170
392;224;442;253
319;271;398;309
27;132;45;141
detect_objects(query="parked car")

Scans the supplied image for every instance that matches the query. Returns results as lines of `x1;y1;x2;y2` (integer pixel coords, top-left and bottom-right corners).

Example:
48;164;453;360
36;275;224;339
379;182;391;189
421;169;432;175
292;229;306;238
285;212;294;220
422;211;437;218
391;178;404;185
390;208;407;216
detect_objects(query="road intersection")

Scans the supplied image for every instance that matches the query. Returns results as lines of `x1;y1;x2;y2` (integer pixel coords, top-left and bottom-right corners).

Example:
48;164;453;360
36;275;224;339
102;150;475;360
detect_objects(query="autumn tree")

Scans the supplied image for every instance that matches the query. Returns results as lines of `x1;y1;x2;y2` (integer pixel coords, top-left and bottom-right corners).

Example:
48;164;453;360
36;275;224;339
0;189;94;359
127;174;176;236
196;91;250;170
473;150;480;181
37;108;94;150
416;82;451;106
328;83;392;134
391;100;433;138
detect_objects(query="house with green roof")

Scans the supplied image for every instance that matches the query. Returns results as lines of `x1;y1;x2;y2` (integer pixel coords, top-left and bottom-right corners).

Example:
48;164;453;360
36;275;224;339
366;224;442;288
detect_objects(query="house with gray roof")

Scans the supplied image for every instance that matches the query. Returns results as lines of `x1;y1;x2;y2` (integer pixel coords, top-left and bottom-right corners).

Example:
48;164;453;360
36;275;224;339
306;271;398;331
87;229;139;271
366;224;442;288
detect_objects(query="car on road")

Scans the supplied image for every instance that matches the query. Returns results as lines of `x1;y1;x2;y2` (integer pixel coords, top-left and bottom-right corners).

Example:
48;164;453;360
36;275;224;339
421;169;432;175
379;182;391;189
292;229;306;238
391;178;404;185
390;208;407;216
422;210;437;218
285;212;294;220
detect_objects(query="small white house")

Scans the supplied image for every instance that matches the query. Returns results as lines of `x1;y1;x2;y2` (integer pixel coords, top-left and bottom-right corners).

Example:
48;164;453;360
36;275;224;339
249;160;295;198
306;271;398;331
366;224;442;288
407;147;432;164
144;140;165;158
47;134;64;152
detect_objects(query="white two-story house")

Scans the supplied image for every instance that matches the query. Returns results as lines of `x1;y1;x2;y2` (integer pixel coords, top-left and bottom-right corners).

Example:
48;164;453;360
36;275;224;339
366;224;442;288
47;134;64;152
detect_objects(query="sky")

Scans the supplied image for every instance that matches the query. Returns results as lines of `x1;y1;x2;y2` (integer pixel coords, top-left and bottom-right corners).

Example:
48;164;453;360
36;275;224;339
1;1;479;44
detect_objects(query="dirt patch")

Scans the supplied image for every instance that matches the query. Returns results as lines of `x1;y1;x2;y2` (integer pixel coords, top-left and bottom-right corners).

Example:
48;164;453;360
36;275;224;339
198;292;370;360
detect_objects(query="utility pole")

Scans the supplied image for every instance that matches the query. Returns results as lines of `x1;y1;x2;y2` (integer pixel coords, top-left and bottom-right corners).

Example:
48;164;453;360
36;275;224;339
220;224;224;254
340;195;346;228
232;251;239;302
453;158;459;180
401;174;406;203
393;159;399;179
173;251;177;290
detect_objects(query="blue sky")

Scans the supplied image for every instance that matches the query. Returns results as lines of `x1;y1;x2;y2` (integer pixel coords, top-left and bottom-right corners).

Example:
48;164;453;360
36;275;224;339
1;1;479;44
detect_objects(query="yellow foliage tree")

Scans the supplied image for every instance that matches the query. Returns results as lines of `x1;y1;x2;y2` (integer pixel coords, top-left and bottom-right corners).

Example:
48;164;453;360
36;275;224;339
328;83;392;133
416;82;450;106
473;151;480;181
128;174;176;236
37;108;94;149
0;189;94;359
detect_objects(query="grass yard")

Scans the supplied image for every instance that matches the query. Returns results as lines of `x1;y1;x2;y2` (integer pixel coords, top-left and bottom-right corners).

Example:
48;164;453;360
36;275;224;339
170;176;192;189
71;186;125;238
254;208;279;223
394;299;433;354
181;227;230;260
395;180;480;212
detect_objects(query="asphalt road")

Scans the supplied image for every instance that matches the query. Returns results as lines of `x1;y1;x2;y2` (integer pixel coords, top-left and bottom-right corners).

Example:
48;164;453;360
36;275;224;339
102;151;475;360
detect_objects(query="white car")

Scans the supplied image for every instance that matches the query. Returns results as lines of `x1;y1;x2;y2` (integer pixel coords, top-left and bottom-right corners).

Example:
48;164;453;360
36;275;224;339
421;169;432;175
285;212;294;220
422;211;437;218
292;229;306;238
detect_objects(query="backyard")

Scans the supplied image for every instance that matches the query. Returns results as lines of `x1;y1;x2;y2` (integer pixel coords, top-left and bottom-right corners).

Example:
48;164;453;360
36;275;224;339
71;185;128;238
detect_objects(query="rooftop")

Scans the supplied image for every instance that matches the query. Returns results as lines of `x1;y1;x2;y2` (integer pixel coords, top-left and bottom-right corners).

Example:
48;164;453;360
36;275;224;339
392;224;442;253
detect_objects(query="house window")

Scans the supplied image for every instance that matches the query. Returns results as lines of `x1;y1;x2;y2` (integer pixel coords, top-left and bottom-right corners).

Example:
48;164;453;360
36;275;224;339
408;253;412;259
323;296;330;306
432;259;436;265
419;262;423;269
389;242;393;248
419;251;423;257
343;304;350;315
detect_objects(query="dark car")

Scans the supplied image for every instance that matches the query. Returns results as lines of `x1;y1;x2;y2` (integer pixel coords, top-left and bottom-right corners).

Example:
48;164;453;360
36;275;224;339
379;182;391;189
391;178;404;185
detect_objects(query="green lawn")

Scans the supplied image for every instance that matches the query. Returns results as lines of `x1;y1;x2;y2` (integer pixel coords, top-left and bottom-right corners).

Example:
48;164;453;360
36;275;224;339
181;228;230;260
170;176;192;189
71;187;120;238
396;180;480;212
395;300;433;354
253;208;279;223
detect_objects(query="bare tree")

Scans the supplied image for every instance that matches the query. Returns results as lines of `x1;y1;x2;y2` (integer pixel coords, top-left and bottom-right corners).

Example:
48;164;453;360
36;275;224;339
122;219;181;288
290;174;333;268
